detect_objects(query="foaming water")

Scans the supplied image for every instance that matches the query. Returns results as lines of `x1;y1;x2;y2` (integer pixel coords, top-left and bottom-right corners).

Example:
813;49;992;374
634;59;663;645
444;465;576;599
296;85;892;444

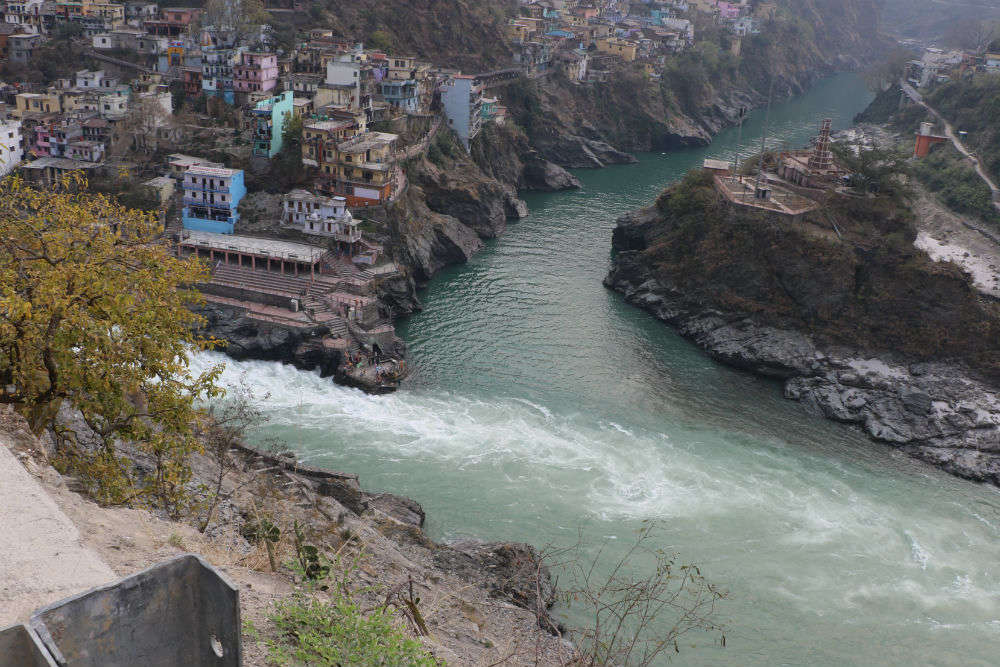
194;75;1000;665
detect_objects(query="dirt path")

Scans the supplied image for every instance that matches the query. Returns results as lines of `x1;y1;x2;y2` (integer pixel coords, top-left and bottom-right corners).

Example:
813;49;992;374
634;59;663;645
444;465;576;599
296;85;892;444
902;81;1000;210
912;186;1000;299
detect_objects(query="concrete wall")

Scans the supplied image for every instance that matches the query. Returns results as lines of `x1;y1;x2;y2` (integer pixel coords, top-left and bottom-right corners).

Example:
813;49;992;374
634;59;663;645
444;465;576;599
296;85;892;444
30;555;240;667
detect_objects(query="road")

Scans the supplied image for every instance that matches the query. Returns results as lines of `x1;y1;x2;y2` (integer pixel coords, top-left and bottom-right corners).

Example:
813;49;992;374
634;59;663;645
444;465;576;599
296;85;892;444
0;431;113;626
901;81;1000;210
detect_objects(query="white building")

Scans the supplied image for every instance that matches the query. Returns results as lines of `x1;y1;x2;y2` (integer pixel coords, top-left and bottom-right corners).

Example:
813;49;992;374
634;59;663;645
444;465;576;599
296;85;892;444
99;90;129;120
325;56;362;109
0;119;23;177
440;75;483;150
281;189;357;240
75;69;106;89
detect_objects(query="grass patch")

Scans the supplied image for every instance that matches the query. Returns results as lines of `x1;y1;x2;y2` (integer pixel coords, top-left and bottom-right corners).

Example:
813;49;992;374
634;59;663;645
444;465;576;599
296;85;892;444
263;592;443;667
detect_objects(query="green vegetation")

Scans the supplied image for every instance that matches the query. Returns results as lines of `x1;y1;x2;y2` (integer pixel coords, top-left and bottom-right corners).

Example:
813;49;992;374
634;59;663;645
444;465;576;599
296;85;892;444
913;144;1000;226
923;76;1000;183
264;594;443;667
0;174;222;513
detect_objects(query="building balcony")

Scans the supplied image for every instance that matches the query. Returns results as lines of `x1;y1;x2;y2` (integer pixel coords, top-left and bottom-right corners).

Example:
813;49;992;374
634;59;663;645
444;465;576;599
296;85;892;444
182;197;234;208
183;206;237;223
182;184;231;194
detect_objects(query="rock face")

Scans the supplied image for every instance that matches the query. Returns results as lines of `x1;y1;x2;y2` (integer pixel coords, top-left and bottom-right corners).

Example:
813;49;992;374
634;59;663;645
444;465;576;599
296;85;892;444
192;302;344;377
606;176;1000;486
433;540;558;632
471;122;583;191
606;257;1000;485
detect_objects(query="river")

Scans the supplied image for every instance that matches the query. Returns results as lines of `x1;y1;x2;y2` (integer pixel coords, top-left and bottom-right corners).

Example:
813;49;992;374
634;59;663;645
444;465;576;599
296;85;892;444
195;74;1000;665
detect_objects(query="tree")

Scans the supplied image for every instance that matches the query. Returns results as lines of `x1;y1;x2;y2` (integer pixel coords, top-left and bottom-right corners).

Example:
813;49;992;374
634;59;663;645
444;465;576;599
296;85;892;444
946;19;999;55
199;0;271;48
831;142;913;202
546;524;727;666
255;113;308;193
0;174;223;511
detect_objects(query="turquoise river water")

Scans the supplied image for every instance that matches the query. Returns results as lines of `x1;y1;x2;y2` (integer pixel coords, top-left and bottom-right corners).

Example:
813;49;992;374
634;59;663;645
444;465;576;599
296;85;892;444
194;74;1000;665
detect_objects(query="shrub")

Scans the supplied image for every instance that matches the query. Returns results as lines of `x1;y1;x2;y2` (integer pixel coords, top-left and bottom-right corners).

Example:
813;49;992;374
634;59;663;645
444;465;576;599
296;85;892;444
265;594;443;667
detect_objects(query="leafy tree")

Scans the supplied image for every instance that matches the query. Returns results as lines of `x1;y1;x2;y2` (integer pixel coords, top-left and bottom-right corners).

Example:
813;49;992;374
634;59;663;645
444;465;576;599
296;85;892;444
368;30;394;52
198;0;270;47
0;174;223;511
831;143;913;202
264;113;308;192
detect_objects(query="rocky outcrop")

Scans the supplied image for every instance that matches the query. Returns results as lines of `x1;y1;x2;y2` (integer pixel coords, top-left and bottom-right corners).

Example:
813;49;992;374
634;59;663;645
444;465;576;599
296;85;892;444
192;302;344;377
606;256;1000;485
385;185;484;284
471;122;582;190
606;173;1000;485
433;540;558;633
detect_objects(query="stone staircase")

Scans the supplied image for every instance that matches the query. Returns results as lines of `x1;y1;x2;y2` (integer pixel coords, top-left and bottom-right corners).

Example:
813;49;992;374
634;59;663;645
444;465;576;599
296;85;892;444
210;263;312;299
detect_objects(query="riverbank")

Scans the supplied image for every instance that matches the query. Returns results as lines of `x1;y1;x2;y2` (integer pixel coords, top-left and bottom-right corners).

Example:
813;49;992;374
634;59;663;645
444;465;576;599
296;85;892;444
605;169;1000;486
0;408;573;666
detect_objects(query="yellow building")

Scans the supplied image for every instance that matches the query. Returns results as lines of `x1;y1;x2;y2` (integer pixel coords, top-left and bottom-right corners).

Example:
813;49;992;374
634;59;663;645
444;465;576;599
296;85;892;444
15;92;63;117
596;38;638;61
56;0;124;21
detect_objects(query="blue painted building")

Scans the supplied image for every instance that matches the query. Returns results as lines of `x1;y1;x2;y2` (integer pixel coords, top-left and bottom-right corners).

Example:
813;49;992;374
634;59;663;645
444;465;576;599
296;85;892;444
440;75;483;150
250;90;293;158
380;79;420;113
181;165;246;234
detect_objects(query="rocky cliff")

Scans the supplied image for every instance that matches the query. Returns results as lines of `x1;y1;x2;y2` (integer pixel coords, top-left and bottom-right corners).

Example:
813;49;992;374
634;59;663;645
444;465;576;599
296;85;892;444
605;170;1000;484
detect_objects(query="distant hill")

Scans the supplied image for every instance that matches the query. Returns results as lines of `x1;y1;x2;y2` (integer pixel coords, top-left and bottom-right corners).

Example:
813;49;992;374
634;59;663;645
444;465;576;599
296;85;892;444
880;0;1000;42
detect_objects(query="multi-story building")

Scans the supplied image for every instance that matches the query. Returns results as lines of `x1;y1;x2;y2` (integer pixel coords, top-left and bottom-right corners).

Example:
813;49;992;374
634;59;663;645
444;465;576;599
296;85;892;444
303;118;357;185
66;139;104;162
8;32;42;63
380;79;419;113
4;0;45;34
14;91;62;116
48;122;82;157
202;46;237;103
181;165;246;234
280;189;369;256
181;66;202;95
288;73;322;99
440;75;483;149
249;90;292;158
98;88;129;120
325;56;363;109
328;131;398;207
81;116;109;144
143;6;199;36
75;69;105;89
0;118;23;176
386;55;430;81
233;51;278;95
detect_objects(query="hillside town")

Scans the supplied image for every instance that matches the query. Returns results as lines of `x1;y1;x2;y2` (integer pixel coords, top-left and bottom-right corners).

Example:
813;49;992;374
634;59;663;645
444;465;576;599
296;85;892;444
0;0;796;390
0;0;993;392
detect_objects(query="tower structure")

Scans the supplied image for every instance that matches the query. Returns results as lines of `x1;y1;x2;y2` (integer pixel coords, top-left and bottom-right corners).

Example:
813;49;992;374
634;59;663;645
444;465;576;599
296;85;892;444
807;118;834;171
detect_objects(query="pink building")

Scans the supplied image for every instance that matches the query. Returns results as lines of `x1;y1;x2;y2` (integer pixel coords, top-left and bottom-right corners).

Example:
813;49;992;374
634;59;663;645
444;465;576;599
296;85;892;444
29;123;53;157
716;1;741;19
233;52;278;94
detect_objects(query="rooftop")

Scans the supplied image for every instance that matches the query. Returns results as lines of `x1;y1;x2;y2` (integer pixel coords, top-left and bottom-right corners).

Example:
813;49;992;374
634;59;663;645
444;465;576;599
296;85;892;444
180;231;327;263
186;165;241;177
21;156;101;169
337;131;398;152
